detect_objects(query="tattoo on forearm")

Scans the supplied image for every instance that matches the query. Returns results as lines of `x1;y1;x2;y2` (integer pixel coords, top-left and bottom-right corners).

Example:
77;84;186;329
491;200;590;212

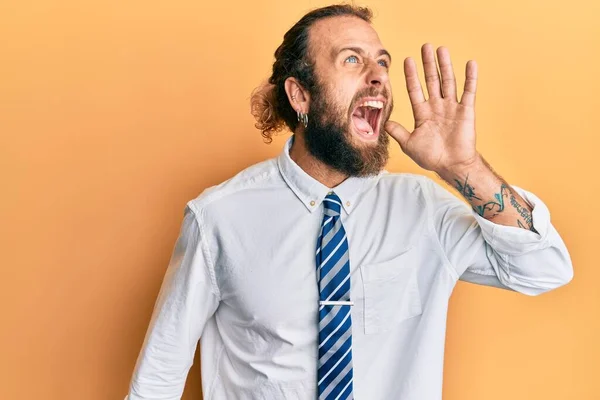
454;176;509;217
454;175;482;201
454;175;539;233
510;194;538;233
472;184;509;217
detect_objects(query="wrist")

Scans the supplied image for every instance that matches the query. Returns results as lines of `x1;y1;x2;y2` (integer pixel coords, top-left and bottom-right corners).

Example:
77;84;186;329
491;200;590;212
436;153;484;183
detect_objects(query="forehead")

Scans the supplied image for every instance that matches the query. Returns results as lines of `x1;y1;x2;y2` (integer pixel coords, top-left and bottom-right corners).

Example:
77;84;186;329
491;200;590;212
308;15;383;55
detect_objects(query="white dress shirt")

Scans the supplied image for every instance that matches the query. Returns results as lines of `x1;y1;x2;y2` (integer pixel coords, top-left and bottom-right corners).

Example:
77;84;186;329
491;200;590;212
126;135;573;400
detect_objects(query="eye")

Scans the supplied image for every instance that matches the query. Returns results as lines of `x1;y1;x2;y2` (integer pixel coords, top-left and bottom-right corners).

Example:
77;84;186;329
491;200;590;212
345;55;359;64
377;59;389;68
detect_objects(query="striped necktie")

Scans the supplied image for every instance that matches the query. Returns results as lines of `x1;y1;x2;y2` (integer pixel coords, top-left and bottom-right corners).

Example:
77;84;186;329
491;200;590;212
315;192;354;400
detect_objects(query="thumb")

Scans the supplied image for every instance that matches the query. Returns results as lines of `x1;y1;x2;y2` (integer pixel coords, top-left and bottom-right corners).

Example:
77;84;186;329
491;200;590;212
384;120;411;152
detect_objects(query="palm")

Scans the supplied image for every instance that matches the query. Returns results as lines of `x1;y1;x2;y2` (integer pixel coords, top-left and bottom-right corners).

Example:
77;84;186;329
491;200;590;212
386;44;479;173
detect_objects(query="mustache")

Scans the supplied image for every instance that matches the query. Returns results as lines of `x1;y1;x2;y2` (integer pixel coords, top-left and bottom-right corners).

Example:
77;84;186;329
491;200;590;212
352;86;390;104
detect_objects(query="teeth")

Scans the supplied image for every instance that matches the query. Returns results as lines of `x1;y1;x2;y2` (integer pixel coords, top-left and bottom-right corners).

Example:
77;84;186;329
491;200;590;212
359;100;383;109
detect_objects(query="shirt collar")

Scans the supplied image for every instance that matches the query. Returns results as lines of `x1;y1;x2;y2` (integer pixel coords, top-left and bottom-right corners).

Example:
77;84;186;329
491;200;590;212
277;134;386;214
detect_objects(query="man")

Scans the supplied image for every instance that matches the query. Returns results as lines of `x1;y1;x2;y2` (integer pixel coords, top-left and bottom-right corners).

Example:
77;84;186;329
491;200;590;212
126;4;573;400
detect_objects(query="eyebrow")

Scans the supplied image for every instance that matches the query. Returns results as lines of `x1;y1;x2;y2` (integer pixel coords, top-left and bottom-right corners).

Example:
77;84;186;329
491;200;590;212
335;46;392;63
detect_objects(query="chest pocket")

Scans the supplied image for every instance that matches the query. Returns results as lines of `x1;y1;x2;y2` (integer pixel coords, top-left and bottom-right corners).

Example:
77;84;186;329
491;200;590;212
359;246;422;335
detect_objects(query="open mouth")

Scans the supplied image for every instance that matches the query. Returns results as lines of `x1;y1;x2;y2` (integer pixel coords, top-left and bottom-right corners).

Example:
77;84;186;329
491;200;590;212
351;100;384;140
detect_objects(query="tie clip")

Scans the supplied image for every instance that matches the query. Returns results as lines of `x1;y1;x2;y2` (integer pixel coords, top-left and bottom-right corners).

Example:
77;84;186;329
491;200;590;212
319;300;354;306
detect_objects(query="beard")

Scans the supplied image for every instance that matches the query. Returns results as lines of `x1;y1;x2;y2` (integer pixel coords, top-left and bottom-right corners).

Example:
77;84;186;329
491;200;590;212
303;80;393;177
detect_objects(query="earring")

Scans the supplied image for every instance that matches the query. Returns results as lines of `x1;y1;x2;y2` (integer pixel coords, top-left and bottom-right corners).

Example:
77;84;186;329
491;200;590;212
297;110;308;128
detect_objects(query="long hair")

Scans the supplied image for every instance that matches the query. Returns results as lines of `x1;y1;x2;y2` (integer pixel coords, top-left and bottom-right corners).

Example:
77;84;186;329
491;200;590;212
250;4;373;143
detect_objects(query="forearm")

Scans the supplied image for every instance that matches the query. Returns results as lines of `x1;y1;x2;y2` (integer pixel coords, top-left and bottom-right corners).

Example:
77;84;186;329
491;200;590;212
436;153;538;233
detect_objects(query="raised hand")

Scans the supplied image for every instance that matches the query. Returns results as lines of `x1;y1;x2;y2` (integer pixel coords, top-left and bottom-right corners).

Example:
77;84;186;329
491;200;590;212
385;43;479;175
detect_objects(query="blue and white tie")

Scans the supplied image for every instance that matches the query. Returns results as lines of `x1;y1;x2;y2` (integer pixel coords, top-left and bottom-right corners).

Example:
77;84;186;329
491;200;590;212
315;192;354;400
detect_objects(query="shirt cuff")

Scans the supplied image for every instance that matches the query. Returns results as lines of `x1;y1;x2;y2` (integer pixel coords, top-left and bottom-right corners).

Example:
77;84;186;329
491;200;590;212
471;185;551;255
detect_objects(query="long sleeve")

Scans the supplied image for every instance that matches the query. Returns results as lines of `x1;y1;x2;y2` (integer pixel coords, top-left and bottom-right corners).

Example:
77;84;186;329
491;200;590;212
423;177;573;296
126;205;220;400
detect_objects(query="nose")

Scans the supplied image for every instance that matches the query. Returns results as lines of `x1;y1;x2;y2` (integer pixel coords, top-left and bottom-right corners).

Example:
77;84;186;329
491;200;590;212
365;61;389;87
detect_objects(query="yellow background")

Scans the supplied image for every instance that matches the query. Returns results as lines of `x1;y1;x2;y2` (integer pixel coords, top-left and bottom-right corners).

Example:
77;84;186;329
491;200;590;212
1;0;598;398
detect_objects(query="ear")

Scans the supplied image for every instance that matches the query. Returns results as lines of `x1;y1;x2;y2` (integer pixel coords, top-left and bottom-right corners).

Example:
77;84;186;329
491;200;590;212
284;77;310;115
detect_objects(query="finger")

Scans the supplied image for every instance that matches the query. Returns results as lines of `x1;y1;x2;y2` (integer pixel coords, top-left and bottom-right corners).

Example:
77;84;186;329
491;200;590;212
421;43;442;99
403;57;426;106
384;120;411;152
436;46;458;102
460;60;478;107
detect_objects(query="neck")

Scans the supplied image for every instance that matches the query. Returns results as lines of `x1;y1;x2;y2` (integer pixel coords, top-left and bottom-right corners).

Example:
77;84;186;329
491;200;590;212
289;133;349;188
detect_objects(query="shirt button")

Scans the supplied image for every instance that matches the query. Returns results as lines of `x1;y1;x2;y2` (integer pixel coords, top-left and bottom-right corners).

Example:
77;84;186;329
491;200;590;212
346;201;351;207
310;200;316;206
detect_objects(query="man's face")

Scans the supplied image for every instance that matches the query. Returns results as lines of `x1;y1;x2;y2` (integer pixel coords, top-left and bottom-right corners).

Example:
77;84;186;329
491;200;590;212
303;15;394;177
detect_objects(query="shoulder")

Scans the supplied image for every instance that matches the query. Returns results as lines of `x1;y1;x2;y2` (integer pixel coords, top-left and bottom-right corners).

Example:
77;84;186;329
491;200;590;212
186;157;282;217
